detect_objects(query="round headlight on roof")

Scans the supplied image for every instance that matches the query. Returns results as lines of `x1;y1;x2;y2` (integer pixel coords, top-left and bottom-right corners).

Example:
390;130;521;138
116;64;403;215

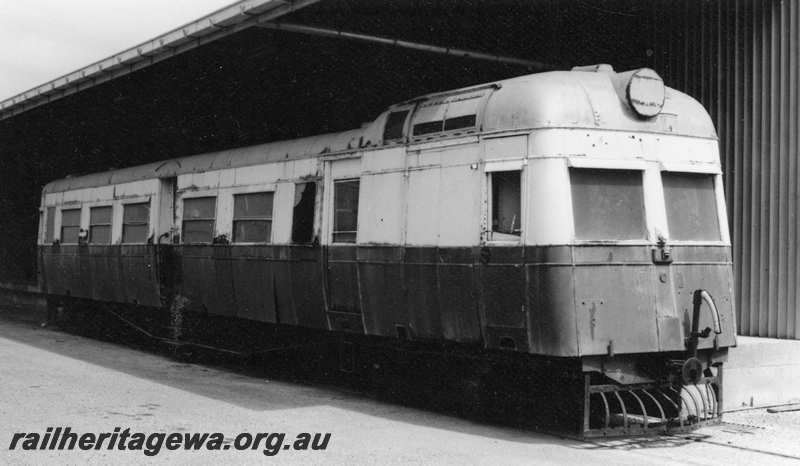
626;68;665;118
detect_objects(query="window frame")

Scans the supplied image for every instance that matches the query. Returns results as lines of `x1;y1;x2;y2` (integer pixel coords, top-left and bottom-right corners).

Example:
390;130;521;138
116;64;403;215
121;200;151;244
409;87;494;142
59;207;82;244
291;181;317;244
382;109;411;143
569;167;649;244
181;195;217;244
486;168;524;244
331;178;360;244
44;206;56;244
660;171;724;244
231;191;275;244
88;205;114;245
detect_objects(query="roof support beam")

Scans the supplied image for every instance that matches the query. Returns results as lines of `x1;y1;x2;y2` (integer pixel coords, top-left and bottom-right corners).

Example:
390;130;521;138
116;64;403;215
258;22;554;71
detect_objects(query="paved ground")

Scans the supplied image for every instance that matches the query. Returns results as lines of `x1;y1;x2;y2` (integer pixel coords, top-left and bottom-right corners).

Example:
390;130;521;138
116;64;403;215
2;316;800;465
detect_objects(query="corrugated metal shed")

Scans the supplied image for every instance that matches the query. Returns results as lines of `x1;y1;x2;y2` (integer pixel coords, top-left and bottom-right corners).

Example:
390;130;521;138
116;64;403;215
655;0;799;338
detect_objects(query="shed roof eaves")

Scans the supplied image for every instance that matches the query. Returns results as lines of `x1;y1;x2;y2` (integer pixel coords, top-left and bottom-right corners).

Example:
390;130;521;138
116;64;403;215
0;0;320;121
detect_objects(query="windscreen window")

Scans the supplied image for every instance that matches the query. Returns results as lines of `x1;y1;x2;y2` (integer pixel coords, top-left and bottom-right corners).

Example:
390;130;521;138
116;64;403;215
570;169;646;240
662;173;720;241
182;197;216;244
490;170;522;240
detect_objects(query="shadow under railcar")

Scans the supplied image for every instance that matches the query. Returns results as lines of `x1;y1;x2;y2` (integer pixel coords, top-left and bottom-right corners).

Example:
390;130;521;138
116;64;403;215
48;298;584;434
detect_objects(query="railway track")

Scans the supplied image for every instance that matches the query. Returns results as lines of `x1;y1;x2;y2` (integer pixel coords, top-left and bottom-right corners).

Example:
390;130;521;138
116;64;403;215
581;418;800;462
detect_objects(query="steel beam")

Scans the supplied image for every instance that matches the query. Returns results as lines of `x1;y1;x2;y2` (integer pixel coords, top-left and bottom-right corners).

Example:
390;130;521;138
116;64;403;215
258;21;554;71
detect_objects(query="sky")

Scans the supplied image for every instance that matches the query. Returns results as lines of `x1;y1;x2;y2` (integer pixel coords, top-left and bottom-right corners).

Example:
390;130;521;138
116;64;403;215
0;0;235;101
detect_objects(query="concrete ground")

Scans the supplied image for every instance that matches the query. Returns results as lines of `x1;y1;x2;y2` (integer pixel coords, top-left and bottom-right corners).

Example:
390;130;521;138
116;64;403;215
2;316;800;465
725;336;800;410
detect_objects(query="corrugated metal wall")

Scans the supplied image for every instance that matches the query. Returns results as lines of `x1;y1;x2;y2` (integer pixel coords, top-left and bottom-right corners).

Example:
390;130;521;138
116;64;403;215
654;0;800;338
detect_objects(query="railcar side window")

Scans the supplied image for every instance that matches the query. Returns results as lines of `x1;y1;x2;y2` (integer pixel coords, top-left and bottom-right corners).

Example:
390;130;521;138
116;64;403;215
45;206;55;244
662;173;721;241
233;192;274;243
292;182;316;244
383;110;409;141
122;202;150;243
490;170;522;240
332;180;359;243
89;206;112;244
60;208;81;244
182;197;216;244
570;169;646;240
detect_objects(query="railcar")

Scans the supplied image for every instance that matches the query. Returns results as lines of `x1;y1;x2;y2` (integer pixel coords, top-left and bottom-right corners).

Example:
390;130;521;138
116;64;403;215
37;64;736;437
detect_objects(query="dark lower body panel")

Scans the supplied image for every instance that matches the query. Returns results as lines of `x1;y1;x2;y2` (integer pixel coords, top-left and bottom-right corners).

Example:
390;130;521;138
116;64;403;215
39;243;732;437
38;243;735;356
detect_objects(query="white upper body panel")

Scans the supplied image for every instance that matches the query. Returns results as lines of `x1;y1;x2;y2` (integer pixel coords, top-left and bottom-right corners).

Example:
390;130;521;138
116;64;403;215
39;68;725;248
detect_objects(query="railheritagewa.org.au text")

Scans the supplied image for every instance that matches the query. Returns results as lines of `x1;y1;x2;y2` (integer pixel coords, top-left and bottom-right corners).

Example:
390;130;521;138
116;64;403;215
8;427;331;457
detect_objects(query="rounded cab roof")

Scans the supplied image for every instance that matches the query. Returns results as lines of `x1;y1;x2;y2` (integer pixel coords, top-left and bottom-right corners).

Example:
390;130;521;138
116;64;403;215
480;69;716;139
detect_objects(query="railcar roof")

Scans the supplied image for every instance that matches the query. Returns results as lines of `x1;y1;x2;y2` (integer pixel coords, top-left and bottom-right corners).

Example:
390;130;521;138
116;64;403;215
481;69;716;138
42;128;366;194
43;68;717;194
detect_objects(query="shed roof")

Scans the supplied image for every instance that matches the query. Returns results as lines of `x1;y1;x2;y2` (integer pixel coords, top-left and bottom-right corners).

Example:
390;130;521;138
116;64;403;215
0;0;320;121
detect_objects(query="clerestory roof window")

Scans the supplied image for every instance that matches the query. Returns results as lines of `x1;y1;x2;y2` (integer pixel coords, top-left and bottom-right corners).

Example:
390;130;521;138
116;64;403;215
383;110;410;141
410;89;489;139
